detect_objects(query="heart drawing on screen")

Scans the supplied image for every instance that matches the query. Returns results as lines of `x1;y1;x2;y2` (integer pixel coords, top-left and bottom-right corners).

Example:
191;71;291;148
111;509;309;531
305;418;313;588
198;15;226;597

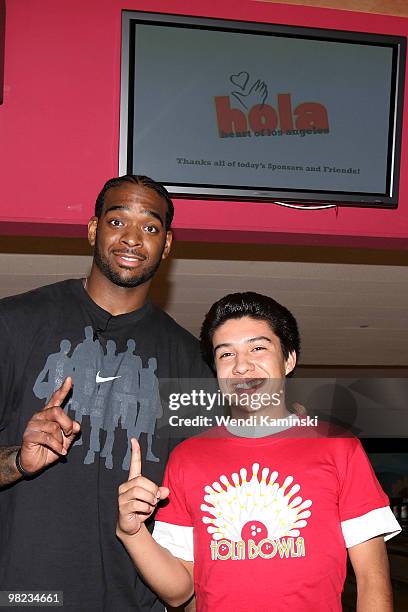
230;71;249;91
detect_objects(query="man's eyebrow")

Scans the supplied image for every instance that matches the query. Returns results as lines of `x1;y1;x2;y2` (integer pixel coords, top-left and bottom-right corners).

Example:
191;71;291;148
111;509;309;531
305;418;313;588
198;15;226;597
246;336;272;344
214;336;272;353
142;209;164;226
103;204;130;214
103;205;164;226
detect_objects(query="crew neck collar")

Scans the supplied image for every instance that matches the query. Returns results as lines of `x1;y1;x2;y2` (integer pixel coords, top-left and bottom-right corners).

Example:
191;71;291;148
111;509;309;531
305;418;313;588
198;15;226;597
69;278;153;327
226;413;299;438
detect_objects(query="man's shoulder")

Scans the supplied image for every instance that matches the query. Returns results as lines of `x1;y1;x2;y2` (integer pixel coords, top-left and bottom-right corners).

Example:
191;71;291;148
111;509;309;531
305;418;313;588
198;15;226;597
296;419;358;442
301;424;362;466
149;304;201;347
168;429;223;462
148;307;214;377
0;279;78;320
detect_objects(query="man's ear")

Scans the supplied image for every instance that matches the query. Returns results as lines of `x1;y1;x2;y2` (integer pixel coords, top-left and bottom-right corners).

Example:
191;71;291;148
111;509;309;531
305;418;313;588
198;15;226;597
88;217;98;247
161;230;173;260
285;350;297;375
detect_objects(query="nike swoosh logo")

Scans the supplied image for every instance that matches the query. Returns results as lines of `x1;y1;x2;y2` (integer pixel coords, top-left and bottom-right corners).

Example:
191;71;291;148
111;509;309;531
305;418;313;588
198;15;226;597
96;371;122;384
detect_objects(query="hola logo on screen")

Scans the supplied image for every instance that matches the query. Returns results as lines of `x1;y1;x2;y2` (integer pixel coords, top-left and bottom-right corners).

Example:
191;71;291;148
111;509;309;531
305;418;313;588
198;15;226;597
215;73;330;138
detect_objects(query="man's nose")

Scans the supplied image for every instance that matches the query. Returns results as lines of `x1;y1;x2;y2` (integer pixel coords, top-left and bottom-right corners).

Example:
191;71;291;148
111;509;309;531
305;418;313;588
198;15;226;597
120;225;143;247
232;353;254;375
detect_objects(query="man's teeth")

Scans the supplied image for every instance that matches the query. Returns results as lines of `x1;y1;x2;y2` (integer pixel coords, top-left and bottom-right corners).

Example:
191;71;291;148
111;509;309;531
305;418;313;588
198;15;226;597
121;256;139;261
235;380;261;389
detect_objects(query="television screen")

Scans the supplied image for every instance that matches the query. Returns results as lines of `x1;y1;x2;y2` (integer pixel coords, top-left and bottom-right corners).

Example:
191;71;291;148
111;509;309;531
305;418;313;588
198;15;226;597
120;11;406;208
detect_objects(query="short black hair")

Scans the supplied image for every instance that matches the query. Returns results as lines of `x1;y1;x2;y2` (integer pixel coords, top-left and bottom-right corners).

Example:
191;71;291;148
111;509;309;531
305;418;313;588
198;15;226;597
200;291;300;369
94;175;174;230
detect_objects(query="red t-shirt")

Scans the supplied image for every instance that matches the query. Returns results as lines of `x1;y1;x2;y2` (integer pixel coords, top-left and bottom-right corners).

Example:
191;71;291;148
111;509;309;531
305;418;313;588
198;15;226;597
155;426;394;611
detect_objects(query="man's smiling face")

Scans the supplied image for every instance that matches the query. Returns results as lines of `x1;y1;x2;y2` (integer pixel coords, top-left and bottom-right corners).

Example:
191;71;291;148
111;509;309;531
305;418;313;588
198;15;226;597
88;182;172;288
212;316;296;416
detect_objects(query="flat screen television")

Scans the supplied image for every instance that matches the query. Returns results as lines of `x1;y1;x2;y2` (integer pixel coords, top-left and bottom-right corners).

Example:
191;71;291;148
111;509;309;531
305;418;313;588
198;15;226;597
119;11;406;208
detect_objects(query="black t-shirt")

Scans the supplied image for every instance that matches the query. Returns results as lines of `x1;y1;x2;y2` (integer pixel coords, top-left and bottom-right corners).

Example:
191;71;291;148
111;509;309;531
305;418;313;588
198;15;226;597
0;279;213;611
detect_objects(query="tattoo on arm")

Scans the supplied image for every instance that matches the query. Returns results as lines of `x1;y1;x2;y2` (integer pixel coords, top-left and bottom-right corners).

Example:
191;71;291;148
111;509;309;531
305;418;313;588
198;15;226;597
0;446;21;487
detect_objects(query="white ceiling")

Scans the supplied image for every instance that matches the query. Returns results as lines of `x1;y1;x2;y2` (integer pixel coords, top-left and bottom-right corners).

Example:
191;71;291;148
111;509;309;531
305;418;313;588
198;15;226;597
0;250;407;366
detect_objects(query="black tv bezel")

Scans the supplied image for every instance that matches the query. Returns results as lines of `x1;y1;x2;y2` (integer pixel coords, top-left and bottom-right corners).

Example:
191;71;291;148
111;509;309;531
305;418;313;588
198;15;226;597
119;10;406;209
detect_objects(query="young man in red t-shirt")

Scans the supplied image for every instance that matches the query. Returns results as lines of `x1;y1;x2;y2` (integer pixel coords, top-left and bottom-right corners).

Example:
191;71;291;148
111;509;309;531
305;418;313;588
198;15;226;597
117;292;400;611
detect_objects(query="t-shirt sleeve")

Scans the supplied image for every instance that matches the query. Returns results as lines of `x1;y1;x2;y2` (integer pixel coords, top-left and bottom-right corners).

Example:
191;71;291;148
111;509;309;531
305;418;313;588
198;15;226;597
152;448;194;561
339;439;401;547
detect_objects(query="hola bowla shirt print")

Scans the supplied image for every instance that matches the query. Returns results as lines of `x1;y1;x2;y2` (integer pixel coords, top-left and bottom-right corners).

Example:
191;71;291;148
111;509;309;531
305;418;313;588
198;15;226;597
202;462;312;561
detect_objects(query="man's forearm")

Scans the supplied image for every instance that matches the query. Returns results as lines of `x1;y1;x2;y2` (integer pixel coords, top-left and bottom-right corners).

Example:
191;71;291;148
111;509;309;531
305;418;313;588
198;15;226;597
116;524;194;607
349;536;393;612
356;575;393;612
0;446;22;487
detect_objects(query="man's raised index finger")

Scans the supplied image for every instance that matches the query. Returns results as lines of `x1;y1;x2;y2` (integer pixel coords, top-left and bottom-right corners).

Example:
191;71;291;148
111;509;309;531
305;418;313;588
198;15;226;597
128;438;142;481
43;377;72;410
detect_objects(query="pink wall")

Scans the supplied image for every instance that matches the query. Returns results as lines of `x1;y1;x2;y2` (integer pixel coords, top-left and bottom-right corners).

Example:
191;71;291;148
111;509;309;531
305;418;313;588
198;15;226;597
0;0;407;247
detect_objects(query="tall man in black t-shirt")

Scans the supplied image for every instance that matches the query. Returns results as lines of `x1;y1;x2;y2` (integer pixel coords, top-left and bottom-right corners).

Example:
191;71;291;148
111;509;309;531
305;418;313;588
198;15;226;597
0;175;211;611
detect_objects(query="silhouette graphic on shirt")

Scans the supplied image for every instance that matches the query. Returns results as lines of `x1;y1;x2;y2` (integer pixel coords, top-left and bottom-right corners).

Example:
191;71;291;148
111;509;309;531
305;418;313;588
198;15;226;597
32;328;163;470
33;339;74;403
100;339;141;470
70;326;101;445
